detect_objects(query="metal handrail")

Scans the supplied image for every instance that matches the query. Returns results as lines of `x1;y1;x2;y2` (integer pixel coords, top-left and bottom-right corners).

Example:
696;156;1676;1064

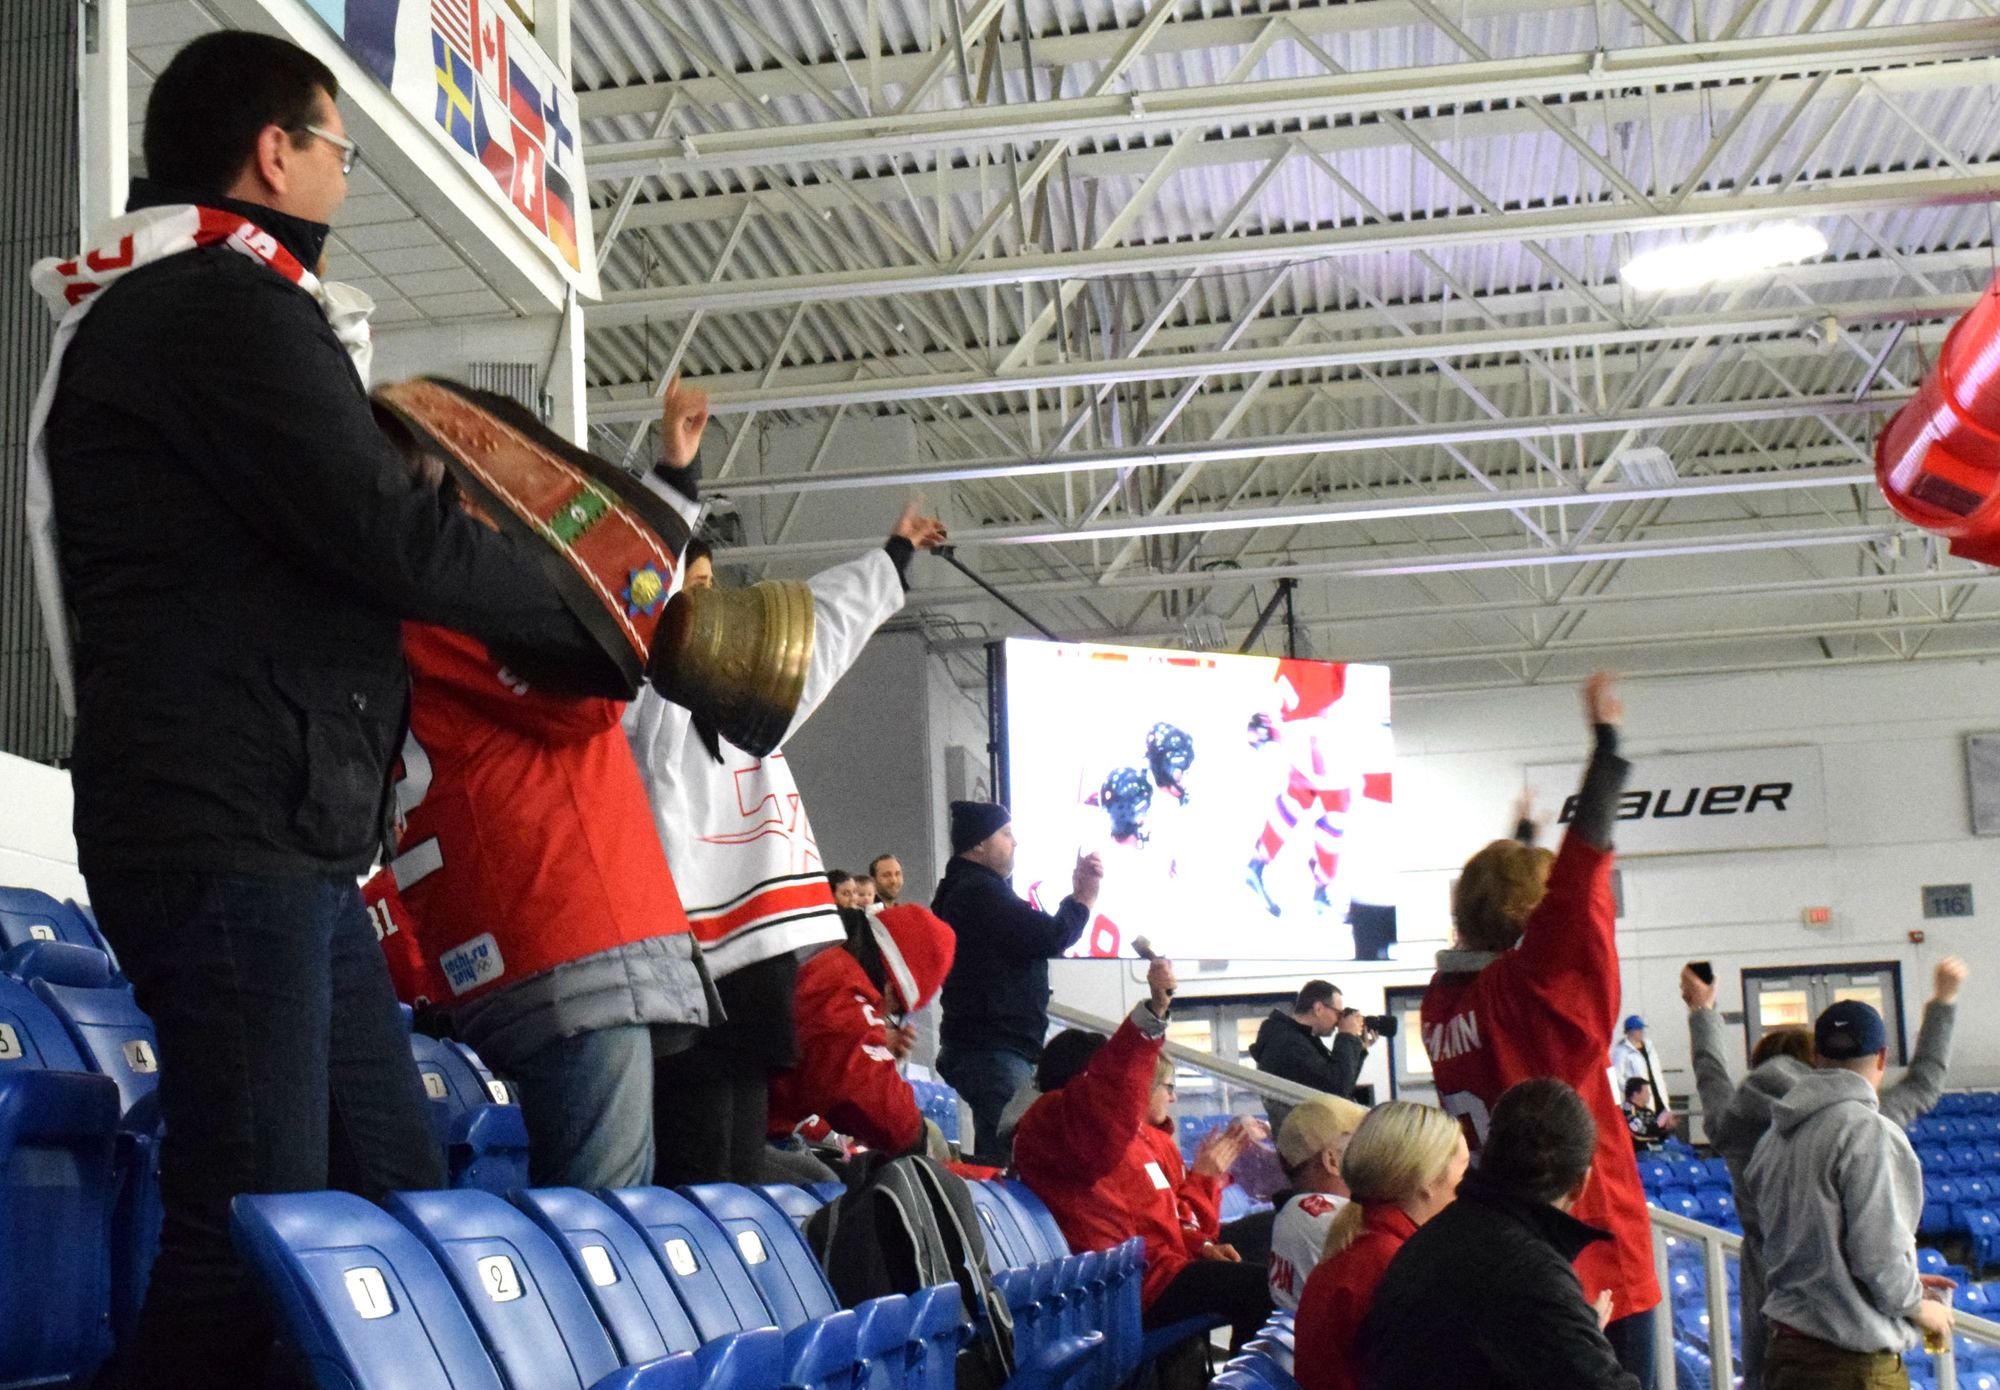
1650;1206;2000;1389
1046;1001;1330;1110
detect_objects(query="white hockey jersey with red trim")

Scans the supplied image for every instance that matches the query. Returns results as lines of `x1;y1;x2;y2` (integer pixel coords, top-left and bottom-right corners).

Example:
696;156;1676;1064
624;493;905;977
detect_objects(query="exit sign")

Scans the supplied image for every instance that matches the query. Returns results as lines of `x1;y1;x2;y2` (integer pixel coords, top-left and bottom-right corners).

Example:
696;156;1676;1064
1922;884;1975;919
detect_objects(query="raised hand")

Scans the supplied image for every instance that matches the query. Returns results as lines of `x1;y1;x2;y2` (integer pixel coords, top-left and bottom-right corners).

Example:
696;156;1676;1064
660;375;710;470
1680;964;1716;1011
1145;955;1176;1017
1582;671;1623;727
1934;956;1969;1005
893;501;948;551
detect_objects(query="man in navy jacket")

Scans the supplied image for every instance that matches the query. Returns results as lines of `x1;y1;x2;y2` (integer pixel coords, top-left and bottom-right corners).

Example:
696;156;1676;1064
933;800;1099;1158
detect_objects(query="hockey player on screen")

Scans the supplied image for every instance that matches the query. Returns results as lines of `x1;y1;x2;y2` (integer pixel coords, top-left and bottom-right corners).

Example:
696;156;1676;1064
1244;663;1362;918
1145;722;1195;806
1097;766;1155;845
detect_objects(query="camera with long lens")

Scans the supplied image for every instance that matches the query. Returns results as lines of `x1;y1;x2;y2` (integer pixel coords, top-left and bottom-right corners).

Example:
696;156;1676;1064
1363;1013;1397;1038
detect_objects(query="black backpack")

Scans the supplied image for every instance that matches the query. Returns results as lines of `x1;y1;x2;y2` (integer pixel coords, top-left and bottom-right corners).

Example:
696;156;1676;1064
807;1154;1015;1390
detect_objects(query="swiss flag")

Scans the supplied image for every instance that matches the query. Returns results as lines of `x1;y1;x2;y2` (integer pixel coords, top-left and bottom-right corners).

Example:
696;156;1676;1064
470;0;508;104
509;123;547;231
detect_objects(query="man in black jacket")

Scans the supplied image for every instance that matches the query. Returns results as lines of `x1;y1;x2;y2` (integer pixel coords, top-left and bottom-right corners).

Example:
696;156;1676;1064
37;33;618;1390
1359;1079;1640;1390
933;800;1099;1158
1249;979;1368;1129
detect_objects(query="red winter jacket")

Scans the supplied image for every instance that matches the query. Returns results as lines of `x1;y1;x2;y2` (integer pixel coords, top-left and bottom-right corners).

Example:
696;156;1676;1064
1014;1011;1223;1308
378;622;691;1004
1421;836;1659;1322
768;906;956;1154
1136;1121;1224;1250
1294;1202;1416;1390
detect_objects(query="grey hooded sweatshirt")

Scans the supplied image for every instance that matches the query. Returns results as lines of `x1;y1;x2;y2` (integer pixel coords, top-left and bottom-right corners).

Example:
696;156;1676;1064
1688;1000;1953;1389
1743;1067;1924;1355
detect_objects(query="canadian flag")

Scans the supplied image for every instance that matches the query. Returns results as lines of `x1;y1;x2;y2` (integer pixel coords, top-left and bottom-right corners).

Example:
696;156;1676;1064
470;0;508;105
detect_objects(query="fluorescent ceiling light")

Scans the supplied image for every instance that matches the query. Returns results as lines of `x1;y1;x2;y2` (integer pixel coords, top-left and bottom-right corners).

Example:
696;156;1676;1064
1620;223;1829;294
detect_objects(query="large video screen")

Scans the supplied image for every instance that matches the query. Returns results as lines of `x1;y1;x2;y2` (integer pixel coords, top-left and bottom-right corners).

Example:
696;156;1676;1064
1000;639;1396;961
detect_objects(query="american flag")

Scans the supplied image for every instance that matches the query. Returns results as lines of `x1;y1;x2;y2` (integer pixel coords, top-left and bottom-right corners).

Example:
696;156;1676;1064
432;0;473;57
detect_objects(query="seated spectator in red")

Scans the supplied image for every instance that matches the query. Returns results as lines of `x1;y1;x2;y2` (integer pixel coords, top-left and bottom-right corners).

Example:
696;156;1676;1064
1015;957;1274;1346
1622;1077;1666;1153
1136;1054;1267;1253
1294;1102;1466;1390
1357;1080;1639;1390
1267;1096;1369;1312
768;905;955;1157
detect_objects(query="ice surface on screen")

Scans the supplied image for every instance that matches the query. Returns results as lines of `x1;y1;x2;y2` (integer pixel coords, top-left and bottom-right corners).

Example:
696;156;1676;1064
1003;639;1395;961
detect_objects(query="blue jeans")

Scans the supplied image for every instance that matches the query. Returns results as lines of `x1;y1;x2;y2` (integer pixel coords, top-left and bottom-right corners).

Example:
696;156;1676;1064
936;1045;1035;1160
507;1024;654;1188
1605;1305;1659;1390
87;870;445;1390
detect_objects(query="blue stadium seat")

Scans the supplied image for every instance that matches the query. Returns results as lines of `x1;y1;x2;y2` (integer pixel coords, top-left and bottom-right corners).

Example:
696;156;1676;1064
756;1184;824;1232
600;1186;774;1341
1919;1247;1950;1277
1952;1144;1985;1173
511;1187;702;1365
685;1182;966;1390
0;886;104;955
385;1187;693;1390
0;974;121;1388
409;1033;531;1193
967;1181;1035;1271
4;940;165;1342
993;1179;1069;1260
808;1181;846;1206
1656;1187;1701;1222
7;941;156;1114
681;1184;840;1330
232;1189;511;1390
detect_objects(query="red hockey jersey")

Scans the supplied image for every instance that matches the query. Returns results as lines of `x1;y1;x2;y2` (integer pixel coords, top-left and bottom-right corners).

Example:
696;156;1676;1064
378;622;692;1005
1014;1012;1224;1308
1420;836;1660;1321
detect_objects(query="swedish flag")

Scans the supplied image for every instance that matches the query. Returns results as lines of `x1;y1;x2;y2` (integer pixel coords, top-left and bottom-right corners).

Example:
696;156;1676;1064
432;33;476;156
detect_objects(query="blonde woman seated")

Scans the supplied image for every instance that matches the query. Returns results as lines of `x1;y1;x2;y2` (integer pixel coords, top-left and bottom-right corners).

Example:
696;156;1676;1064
1293;1102;1468;1390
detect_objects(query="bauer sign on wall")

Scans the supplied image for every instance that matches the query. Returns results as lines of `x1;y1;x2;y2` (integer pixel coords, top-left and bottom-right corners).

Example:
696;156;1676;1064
1524;745;1828;856
302;0;587;277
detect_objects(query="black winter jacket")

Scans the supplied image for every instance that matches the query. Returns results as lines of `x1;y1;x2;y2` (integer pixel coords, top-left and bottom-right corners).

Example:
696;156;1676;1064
1357;1172;1640;1390
1248;1010;1365;1100
933;856;1088;1061
44;181;607;876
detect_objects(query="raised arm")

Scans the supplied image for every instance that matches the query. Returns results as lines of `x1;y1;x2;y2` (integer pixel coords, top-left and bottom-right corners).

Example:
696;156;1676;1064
1018;960;1175;1184
1681;965;1740;1138
1881;957;1967;1128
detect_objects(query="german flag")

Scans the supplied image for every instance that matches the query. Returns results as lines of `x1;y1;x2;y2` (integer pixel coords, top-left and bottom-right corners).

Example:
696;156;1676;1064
544;164;581;271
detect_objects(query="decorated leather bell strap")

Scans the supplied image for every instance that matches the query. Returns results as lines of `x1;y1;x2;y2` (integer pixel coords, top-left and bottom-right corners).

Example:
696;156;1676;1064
372;378;689;699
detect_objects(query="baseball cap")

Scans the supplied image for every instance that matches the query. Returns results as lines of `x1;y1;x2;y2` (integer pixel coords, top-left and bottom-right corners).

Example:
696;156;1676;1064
1623;1015;1645;1033
1814;1000;1887;1061
1276;1095;1368;1170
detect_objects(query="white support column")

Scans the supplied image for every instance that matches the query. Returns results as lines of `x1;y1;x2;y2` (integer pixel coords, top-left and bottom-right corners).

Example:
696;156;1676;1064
543;288;587;446
76;0;127;242
543;0;574;83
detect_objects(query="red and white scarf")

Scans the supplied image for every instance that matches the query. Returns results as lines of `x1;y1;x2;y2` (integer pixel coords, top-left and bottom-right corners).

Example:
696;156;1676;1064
24;204;375;715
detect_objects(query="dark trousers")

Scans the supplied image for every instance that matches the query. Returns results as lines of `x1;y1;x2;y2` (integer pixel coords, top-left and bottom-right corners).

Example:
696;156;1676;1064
652;1051;772;1185
1145;1258;1274;1349
936;1045;1035;1161
1766;1331;1907;1390
88;870;445;1390
1604;1305;1659;1390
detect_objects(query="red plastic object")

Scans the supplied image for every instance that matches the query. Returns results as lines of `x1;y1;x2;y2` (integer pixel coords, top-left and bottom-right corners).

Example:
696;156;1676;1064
1876;278;2000;566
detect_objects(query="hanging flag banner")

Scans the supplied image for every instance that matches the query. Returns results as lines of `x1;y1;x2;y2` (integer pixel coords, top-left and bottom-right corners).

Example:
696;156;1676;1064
1524;744;1829;856
301;0;588;281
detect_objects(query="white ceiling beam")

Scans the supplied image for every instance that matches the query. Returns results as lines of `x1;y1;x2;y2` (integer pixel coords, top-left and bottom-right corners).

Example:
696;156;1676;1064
591;292;1970;420
893;523;1900;602
589;168;2000;323
584;245;1996;401
704;391;1900;498
586;21;2000;180
724;465;1877;562
575;0;1591;120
